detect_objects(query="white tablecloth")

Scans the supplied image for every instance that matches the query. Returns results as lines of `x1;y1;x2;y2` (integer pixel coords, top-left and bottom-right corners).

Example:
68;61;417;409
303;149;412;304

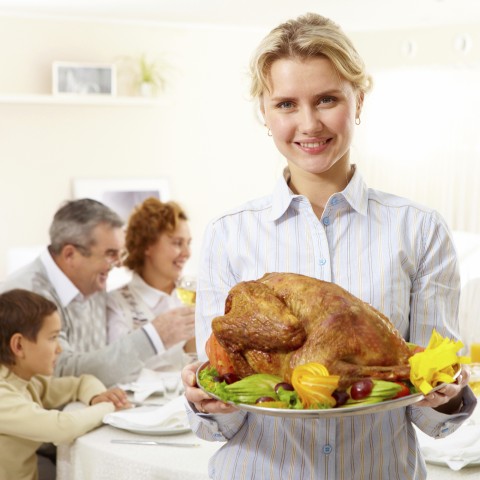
57;401;480;479
57;423;480;480
57;424;222;480
425;463;480;479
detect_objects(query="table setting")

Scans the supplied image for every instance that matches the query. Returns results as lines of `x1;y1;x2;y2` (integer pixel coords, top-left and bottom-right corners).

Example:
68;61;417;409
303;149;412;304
118;367;183;404
103;394;191;436
56;363;222;480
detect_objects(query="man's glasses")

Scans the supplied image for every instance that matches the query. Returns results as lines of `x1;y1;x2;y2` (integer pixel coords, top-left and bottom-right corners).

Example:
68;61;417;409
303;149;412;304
71;244;126;266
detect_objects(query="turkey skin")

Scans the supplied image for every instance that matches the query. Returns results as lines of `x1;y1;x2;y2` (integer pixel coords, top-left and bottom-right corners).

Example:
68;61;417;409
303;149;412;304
210;272;412;389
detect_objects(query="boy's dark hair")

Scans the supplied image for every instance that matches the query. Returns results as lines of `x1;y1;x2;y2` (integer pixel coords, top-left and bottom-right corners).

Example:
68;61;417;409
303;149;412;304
0;289;58;366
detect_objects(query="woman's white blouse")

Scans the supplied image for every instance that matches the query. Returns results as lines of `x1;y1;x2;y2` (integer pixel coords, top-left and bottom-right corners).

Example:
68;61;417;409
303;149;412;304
187;166;476;480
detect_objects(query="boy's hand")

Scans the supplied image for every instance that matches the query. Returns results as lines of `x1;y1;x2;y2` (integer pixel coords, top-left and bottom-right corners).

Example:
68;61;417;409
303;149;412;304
90;387;132;411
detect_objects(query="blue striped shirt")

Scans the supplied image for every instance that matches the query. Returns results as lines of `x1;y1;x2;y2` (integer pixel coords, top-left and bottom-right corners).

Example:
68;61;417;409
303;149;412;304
187;166;476;480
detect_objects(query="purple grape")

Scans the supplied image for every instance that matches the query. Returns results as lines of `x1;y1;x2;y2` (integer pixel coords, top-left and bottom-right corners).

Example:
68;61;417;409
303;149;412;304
332;390;349;407
350;379;374;400
274;382;294;393
223;373;240;385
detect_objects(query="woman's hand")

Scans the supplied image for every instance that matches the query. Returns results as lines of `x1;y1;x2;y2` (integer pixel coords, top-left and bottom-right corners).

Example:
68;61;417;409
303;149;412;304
182;362;237;415
90;387;132;411
416;364;470;413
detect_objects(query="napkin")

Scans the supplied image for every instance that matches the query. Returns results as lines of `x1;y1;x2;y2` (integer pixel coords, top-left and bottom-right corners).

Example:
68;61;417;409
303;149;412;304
118;368;180;402
416;420;480;470
103;395;189;431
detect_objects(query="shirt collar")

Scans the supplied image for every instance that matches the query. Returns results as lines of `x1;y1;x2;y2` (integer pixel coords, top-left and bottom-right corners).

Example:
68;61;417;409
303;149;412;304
130;272;173;309
40;248;83;307
268;168;301;221
0;365;29;387
268;164;369;222
341;165;369;216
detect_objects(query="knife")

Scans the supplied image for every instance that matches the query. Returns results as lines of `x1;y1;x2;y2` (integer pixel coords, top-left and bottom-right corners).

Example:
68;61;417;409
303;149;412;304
111;439;199;447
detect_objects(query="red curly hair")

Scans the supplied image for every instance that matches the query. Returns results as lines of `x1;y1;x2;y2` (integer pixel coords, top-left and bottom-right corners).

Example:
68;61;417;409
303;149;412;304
123;197;188;275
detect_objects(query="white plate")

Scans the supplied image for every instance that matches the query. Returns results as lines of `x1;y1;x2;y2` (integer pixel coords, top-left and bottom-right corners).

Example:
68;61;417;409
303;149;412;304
425;458;480;468
103;401;191;435
197;362;459;419
110;425;191;436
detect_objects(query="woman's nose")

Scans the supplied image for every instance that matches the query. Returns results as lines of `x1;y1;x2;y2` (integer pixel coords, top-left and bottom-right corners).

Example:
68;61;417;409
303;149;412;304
299;107;323;134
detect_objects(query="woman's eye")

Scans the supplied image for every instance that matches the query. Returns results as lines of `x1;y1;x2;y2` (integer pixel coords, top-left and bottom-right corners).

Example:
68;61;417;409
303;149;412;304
318;96;336;105
277;101;294;109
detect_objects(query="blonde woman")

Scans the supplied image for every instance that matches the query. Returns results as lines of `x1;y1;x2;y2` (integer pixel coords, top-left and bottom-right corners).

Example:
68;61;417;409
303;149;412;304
182;13;476;480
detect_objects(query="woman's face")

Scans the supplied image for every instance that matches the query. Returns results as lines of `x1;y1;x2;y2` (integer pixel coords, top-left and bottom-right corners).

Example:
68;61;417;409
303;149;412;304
143;220;192;285
261;57;360;179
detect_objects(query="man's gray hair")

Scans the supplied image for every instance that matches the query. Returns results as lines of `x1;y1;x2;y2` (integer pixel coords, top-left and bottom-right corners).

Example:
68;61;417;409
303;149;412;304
49;198;124;255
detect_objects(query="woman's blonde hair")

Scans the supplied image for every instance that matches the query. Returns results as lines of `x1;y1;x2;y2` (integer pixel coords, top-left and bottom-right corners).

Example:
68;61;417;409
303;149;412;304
123;197;188;274
250;13;372;99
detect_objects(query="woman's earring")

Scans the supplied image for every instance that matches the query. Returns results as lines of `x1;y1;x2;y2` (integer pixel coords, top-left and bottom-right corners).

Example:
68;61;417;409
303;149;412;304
267;129;272;136
355;117;361;125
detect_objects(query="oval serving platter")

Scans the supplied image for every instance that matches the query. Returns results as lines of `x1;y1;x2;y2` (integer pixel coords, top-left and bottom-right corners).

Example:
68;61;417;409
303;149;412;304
196;361;459;419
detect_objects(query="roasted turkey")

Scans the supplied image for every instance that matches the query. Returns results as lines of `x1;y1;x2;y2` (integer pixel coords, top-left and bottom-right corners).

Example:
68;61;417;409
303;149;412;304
208;272;412;389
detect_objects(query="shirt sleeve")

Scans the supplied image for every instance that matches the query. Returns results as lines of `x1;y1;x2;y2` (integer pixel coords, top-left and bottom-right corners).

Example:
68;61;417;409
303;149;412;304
0;377;115;445
184;397;247;442
195;219;236;359
106;293;132;343
35;374;107;408
55;328;156;387
408;210;461;347
186;220;249;439
410;386;477;439
142;322;165;354
407;211;477;432
107;291;165;355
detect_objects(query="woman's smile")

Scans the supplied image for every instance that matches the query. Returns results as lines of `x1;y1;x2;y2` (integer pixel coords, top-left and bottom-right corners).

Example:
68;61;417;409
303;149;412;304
262;56;358;178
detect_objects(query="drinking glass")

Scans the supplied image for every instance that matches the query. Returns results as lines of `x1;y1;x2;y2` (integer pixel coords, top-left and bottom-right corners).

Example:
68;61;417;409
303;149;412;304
470;343;480;363
162;372;181;400
177;276;197;306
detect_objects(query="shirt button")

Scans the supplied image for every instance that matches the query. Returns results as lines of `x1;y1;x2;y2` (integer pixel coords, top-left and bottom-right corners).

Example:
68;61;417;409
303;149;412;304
441;426;449;434
331;197;338;205
319;258;326;266
323;217;330;226
322;444;333;455
213;433;223;440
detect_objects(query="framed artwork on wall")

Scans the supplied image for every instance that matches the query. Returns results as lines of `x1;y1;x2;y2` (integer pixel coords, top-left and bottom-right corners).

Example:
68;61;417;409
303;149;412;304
72;178;171;221
53;62;116;96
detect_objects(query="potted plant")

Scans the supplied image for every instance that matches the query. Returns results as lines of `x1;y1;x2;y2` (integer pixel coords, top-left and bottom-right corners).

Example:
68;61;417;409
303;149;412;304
137;55;166;97
117;54;167;97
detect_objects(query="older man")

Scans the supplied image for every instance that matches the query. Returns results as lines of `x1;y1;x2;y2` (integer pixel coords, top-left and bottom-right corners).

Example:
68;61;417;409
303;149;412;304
1;199;195;386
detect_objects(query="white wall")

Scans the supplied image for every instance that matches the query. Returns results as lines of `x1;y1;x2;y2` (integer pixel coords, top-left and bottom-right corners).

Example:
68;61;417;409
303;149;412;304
0;15;285;279
1;13;479;280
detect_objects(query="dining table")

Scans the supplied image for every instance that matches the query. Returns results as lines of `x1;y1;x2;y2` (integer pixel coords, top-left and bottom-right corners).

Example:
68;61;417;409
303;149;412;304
56;379;480;480
56;422;222;480
56;421;480;480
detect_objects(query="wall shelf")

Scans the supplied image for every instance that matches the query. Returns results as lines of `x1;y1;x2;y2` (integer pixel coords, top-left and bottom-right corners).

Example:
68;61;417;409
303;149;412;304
0;94;166;106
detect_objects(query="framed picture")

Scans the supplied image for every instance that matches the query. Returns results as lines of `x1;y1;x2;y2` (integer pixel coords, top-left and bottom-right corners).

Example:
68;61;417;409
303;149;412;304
53;62;116;96
72;178;170;221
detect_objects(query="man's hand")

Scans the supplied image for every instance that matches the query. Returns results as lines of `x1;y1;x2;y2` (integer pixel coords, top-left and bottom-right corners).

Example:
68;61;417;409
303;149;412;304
151;306;195;348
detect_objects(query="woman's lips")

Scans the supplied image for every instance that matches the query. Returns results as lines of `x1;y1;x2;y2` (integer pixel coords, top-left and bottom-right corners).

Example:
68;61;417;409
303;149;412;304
295;138;331;154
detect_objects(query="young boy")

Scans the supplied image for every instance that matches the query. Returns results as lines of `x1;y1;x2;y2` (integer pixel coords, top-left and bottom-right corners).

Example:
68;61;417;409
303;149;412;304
0;289;131;480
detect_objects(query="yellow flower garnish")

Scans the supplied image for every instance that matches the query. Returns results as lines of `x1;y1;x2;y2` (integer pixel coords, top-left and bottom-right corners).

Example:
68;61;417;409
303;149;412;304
291;362;340;408
409;330;471;395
